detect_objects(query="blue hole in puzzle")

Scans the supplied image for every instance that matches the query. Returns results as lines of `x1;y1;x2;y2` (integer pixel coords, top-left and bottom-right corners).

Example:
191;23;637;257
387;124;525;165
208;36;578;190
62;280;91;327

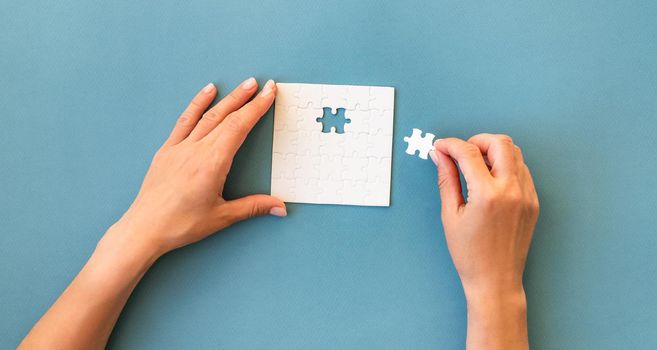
316;107;351;134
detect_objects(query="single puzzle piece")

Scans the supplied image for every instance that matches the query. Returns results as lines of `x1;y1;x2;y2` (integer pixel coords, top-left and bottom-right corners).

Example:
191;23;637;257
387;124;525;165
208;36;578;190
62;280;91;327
318;133;347;157
319;154;344;182
316;107;351;134
321;85;349;112
292;83;324;109
295;177;322;200
345;86;374;110
403;128;436;159
272;129;299;154
341;179;367;205
369;86;395;113
271;153;299;179
368;109;394;136
365;156;392;184
339;108;370;135
366;131;394;159
273;105;305;132
293;154;321;183
342;131;368;158
316;179;345;204
340;156;368;181
271;177;297;200
295;129;323;157
363;180;389;205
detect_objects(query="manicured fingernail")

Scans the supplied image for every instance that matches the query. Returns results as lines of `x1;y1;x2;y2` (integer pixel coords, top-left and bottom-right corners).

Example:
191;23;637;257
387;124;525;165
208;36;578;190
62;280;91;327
260;80;275;97
203;83;215;94
269;206;287;217
429;149;438;166
241;77;256;90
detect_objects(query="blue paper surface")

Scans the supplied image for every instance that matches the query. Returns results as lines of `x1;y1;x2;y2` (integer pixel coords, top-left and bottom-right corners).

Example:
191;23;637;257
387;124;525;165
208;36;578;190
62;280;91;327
1;1;656;349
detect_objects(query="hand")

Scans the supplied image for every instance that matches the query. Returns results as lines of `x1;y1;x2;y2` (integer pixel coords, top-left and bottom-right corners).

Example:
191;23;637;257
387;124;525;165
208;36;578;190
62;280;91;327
20;79;288;350
108;78;286;257
431;134;539;349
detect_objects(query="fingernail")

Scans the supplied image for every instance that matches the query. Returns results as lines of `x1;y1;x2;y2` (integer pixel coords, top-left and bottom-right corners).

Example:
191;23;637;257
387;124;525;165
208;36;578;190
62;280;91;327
433;138;443;147
203;83;215;94
269;206;287;217
241;77;256;90
260;80;275;97
429;149;438;166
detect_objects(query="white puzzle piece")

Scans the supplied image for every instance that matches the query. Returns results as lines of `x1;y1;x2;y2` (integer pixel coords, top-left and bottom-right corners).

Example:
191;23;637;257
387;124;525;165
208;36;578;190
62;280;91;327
403;128;436;159
271;83;395;206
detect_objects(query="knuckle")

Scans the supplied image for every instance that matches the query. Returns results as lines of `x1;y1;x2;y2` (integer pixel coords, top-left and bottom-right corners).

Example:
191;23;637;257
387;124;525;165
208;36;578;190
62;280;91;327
463;144;482;159
189;98;204;110
528;189;540;211
223;114;246;134
530;197;540;213
438;174;450;190
202;110;220;122
497;134;514;144
249;202;263;218
479;192;498;209
249;207;258;219
481;183;522;208
504;189;524;205
468;133;489;143
226;90;241;104
177;112;195;126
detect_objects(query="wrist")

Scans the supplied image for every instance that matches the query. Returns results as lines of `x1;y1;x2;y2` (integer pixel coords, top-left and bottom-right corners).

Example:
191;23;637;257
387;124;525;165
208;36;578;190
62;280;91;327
464;285;527;313
463;284;529;349
94;220;164;275
461;274;525;306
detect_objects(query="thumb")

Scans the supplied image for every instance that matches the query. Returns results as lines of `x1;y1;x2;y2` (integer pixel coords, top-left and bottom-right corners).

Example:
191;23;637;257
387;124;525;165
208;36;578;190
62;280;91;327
219;194;287;226
430;144;465;214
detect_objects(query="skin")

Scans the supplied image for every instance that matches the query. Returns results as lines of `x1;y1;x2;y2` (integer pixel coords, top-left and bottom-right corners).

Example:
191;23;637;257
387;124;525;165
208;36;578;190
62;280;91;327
19;79;538;350
431;135;539;350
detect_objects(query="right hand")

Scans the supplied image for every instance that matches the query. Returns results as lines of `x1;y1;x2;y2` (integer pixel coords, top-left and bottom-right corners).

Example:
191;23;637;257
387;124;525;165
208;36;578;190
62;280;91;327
430;134;539;301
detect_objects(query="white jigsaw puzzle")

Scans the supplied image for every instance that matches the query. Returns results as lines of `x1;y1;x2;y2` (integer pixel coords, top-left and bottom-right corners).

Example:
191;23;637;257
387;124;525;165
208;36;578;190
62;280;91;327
271;83;395;206
403;128;436;159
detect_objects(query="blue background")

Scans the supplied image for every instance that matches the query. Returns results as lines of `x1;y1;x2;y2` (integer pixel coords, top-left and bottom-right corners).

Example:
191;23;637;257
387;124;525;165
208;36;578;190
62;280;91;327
1;1;656;349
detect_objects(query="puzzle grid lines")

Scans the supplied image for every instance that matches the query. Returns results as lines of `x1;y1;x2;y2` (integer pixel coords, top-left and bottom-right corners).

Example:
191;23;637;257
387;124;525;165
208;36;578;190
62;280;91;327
271;83;395;206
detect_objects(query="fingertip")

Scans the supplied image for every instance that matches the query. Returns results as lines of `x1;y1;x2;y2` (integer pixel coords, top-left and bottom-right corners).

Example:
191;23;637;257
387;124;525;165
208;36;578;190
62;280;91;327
433;137;457;155
269;206;287;217
202;82;216;94
241;77;257;91
429;149;438;167
260;79;276;97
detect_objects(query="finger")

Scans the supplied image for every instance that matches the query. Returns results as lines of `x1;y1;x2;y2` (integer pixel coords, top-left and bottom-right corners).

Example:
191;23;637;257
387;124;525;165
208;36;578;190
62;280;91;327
515;145;538;201
209;80;277;161
188;77;259;141
218;194;286;226
434;137;492;185
430;148;465;213
165;83;216;146
467;133;518;178
514;144;525;164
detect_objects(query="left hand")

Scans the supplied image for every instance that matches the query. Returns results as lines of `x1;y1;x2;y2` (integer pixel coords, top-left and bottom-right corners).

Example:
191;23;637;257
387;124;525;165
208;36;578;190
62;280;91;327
107;78;286;257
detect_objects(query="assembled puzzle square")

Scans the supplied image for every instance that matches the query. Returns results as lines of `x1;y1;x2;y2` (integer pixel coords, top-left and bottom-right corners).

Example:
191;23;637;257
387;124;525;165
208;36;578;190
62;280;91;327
271;83;395;206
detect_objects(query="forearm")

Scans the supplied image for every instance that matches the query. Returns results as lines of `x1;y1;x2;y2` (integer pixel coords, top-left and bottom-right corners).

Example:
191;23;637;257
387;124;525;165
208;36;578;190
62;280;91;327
19;223;160;349
464;286;529;350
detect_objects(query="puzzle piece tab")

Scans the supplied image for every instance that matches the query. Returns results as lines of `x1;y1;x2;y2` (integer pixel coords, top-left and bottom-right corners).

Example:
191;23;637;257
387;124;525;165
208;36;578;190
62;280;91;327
316;107;351;134
403;128;436;159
